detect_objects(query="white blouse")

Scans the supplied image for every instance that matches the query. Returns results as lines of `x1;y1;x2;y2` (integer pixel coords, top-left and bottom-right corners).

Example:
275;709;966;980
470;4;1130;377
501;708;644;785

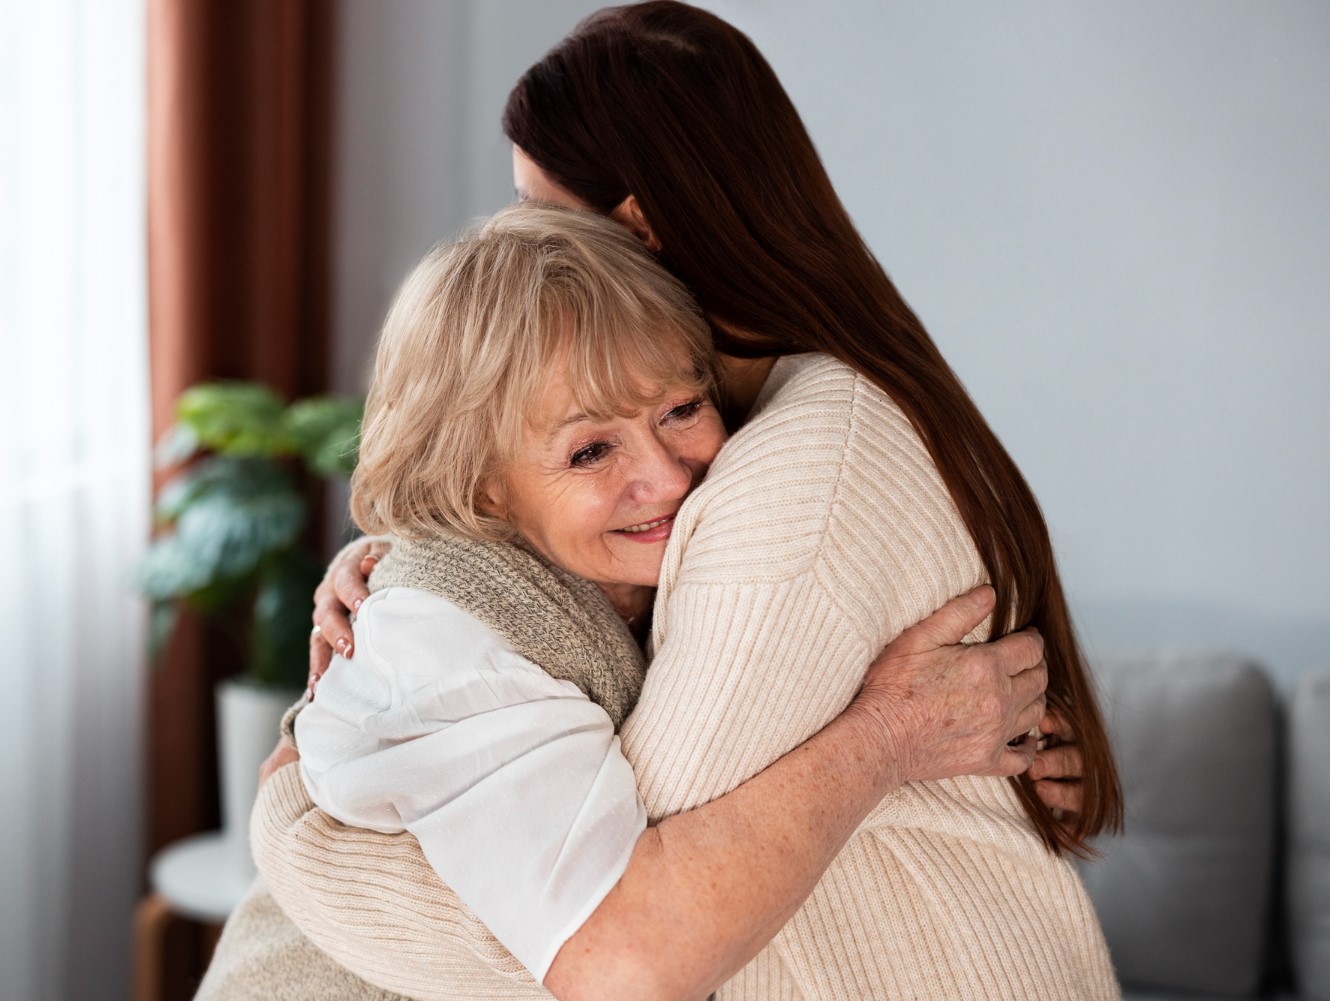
294;586;647;982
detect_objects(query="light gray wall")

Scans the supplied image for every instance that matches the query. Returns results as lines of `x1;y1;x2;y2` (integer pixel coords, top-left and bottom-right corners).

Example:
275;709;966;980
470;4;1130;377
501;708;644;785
330;0;601;394
332;1;1330;684
330;0;468;396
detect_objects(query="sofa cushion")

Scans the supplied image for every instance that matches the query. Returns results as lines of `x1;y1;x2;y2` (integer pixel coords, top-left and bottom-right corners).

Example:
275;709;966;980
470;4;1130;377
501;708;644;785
1080;652;1277;996
1288;674;1330;1000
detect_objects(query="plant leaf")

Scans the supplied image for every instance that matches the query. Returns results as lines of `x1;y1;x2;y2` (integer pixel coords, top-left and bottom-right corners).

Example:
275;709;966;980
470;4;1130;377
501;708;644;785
283;397;363;478
155;455;292;522
172;488;306;580
153;422;200;469
137;457;306;602
136;534;227;601
177;382;291;457
251;550;324;689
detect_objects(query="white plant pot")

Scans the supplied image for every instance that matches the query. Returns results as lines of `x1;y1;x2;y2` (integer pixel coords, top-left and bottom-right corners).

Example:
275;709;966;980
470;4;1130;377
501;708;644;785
216;677;301;873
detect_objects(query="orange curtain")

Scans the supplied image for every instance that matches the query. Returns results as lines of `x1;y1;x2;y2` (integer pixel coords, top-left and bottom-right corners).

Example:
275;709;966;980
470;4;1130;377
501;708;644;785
145;0;332;983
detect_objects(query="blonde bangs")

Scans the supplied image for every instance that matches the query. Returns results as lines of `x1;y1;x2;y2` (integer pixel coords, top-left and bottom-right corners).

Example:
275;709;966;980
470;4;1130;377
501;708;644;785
557;309;715;423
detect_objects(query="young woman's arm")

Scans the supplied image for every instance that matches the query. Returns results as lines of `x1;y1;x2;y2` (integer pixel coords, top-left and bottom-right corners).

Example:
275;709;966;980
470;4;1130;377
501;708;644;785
254;587;1045;1000
311;540;1086;815
545;588;1045;1000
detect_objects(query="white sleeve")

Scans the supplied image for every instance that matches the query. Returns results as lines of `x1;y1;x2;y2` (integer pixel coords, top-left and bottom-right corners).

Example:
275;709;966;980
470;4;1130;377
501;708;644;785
294;587;647;981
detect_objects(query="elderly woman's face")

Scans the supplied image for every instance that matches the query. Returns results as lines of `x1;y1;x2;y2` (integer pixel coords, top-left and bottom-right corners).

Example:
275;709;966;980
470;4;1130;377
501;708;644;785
487;358;726;589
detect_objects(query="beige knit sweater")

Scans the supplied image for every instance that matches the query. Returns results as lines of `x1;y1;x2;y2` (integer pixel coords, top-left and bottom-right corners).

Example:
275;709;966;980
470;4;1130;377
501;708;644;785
254;353;1119;1000
195;877;410;1001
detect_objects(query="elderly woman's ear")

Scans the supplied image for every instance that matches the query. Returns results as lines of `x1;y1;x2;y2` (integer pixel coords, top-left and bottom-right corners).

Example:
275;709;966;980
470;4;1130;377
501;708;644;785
478;481;508;521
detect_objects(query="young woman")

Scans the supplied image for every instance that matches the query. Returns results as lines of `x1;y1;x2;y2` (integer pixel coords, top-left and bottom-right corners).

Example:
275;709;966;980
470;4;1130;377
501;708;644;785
200;204;1049;1001
272;4;1123;998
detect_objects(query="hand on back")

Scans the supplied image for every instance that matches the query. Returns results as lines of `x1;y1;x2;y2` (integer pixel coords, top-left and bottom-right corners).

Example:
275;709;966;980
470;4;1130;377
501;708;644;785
853;586;1048;782
850;585;1086;822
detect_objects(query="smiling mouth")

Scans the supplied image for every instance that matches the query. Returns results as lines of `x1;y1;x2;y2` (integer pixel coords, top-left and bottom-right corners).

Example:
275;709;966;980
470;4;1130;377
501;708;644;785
618;514;674;534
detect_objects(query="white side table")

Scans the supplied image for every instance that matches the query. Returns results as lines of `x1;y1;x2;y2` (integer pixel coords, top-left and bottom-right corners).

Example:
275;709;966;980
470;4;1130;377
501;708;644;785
149;830;254;922
134;832;256;1001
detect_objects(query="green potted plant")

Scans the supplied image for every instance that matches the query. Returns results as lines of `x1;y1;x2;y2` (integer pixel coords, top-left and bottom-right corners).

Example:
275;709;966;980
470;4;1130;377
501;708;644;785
136;381;362;866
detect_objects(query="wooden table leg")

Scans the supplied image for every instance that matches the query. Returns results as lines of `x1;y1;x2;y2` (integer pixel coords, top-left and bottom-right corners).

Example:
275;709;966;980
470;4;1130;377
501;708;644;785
134;893;174;1001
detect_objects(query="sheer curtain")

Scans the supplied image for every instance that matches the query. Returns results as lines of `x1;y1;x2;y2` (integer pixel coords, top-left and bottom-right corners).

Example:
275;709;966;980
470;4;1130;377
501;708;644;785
0;2;149;1000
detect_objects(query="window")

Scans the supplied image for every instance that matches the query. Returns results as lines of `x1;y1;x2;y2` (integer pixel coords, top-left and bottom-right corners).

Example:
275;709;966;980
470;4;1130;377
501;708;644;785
0;2;149;999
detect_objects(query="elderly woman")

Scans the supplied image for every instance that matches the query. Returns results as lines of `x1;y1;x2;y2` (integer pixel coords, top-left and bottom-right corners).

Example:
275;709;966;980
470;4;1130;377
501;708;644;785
199;203;1049;1000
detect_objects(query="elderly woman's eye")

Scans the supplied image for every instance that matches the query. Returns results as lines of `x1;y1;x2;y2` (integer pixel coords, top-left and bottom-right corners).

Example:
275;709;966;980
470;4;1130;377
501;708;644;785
664;399;704;423
570;442;612;467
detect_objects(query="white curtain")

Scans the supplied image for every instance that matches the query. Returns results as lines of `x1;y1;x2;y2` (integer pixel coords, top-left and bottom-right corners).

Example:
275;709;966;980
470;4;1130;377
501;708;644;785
0;2;149;1000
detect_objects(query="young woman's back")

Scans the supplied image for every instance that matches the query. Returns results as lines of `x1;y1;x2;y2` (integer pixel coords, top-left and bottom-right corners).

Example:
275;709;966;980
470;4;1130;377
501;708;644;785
505;0;1123;856
629;353;1117;999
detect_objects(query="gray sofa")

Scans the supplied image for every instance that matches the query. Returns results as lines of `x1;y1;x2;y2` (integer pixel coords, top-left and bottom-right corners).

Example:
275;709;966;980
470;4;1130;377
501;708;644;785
1081;653;1330;1000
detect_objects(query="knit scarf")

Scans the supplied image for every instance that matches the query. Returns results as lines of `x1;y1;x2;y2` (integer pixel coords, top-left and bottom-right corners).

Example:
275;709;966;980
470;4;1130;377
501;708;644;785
367;534;646;729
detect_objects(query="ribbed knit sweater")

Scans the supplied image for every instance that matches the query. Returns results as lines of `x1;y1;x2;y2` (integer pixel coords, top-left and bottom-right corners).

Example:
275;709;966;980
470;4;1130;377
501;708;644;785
195;876;411;1001
253;353;1119;999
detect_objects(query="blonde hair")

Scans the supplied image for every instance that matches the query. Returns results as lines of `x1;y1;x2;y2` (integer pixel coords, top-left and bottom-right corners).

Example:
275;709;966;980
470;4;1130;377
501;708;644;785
351;201;717;541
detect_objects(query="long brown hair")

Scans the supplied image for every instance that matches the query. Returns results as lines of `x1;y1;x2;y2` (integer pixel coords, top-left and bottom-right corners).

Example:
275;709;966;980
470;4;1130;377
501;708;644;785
504;0;1122;855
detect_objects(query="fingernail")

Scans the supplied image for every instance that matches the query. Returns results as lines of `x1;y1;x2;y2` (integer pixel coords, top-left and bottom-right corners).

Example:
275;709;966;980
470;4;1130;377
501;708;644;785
353;598;364;611
305;683;316;703
336;637;349;654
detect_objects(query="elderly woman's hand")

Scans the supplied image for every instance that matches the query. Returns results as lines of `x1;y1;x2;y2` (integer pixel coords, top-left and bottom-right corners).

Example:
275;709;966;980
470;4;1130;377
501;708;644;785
852;585;1049;783
1029;708;1083;821
308;537;393;694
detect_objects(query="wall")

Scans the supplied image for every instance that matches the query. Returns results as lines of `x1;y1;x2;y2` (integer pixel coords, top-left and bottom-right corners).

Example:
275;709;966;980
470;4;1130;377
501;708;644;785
332;1;1330;684
330;0;601;394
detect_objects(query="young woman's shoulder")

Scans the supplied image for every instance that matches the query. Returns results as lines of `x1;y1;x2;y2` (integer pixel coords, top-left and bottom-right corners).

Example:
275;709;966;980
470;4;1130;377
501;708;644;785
665;354;983;644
